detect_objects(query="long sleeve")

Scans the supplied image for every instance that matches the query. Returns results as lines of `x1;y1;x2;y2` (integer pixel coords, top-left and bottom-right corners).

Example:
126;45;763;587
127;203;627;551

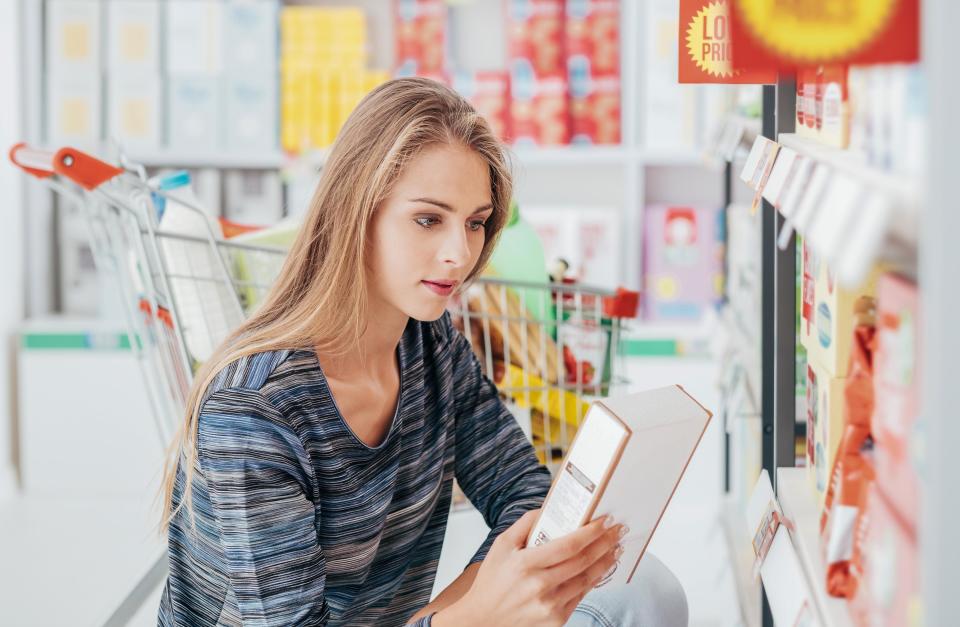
197;388;329;626
444;315;553;565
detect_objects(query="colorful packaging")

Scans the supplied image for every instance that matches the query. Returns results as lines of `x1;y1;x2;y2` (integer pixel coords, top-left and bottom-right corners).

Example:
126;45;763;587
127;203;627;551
452;71;511;141
566;0;620;144
872;274;920;533
642;205;725;321
820;65;849;148
507;0;566;77
509;74;570;146
800;240;881;378
806;360;847;507
394;0;447;76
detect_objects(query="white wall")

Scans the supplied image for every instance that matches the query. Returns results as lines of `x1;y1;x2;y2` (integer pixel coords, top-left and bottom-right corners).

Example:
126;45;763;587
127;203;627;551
0;0;24;501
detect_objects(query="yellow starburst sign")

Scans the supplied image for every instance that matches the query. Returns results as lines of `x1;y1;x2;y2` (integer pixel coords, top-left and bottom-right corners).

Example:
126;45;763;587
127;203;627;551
678;0;775;84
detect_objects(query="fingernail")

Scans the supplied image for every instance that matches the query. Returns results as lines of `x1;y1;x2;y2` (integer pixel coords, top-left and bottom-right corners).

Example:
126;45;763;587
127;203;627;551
614;544;624;559
618;524;630;539
603;515;616;529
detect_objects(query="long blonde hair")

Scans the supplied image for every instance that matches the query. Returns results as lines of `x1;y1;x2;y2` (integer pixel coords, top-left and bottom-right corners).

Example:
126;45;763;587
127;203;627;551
160;77;514;528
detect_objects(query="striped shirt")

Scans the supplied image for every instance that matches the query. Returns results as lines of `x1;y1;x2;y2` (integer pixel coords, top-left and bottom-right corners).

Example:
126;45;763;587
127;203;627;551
157;312;552;626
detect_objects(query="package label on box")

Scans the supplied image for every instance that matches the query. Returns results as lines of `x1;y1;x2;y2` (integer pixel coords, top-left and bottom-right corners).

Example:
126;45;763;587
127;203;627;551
107;0;160;72
507;0;566;77
109;75;161;150
225;75;278;151
224;0;279;71
168;76;221;148
47;0;102;73
395;0;448;75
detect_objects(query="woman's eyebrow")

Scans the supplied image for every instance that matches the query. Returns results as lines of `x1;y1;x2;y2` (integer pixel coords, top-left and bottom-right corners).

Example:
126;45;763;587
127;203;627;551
409;197;494;214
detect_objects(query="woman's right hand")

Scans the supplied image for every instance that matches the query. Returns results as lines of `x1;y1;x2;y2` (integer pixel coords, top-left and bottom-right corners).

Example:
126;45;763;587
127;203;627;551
435;509;626;627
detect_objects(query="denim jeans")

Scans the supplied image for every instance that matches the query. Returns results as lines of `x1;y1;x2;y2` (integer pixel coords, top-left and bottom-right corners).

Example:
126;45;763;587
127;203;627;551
565;552;688;627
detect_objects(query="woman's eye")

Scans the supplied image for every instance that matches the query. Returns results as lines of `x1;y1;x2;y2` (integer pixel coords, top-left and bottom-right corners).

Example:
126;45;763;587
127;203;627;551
415;216;440;229
468;220;486;232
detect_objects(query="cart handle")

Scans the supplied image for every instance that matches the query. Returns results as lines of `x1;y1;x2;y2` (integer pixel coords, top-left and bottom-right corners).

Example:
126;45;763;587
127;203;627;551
9;143;123;190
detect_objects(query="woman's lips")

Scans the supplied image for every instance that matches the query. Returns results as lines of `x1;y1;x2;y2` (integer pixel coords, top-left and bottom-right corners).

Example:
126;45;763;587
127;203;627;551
422;280;456;296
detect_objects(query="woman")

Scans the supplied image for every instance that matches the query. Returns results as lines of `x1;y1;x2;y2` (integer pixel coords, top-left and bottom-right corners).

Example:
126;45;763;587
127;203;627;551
158;77;687;626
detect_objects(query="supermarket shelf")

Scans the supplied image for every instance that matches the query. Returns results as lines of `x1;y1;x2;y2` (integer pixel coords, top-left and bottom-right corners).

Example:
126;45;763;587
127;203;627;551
640;147;707;167
512;145;632;166
720;498;762;627
776;467;855;627
126;149;288;170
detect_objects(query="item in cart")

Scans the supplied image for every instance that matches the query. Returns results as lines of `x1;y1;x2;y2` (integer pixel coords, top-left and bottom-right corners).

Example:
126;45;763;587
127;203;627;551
642;205;724;321
166;0;224;74
452;71;510;141
509;73;570;146
108;74;161;150
47;0;101;74
557;316;609;389
46;76;102;148
394;0;448;76
872;273;920;533
223;0;278;72
849;485;922;627
820;324;875;600
487;202;554;324
224;74;278;151
107;0;160;73
167;75;221;149
507;0;566;77
566;0;620;145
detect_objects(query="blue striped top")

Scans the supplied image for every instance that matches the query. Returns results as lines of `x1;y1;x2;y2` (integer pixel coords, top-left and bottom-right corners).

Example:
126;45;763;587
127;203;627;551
157;312;552;626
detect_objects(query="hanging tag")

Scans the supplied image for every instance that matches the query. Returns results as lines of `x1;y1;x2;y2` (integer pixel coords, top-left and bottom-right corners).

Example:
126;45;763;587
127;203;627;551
836;190;894;288
807;173;865;267
762;147;798;208
790;164;832;237
776;156;812;249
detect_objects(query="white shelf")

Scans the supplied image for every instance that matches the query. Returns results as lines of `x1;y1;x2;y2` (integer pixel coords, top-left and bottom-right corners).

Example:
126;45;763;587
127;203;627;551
640;147;707;167
511;145;632;166
776;467;855;627
720;498;762;627
127;149;287;170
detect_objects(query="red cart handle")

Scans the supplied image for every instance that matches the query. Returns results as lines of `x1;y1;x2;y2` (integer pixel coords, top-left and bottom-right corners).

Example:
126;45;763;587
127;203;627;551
9;143;123;190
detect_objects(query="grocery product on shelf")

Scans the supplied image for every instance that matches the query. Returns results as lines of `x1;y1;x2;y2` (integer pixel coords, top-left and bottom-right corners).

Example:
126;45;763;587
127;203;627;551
451;71;511;141
107;0;161;74
167;76;221;149
523;206;621;289
805;359;846;507
107;73;161;150
566;0;620;145
394;0;448;77
224;74;278;151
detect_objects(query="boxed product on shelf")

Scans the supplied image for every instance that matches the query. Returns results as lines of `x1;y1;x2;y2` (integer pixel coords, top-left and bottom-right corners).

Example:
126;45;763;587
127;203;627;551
523;206;620;289
795;67;818;139
166;0;224;74
805;360;846;507
106;0;160;73
394;0;448;76
849;485;921;627
452;71;510;141
566;0;620;145
167;75;222;149
509;74;570;146
800;240;881;378
46;75;102;148
872;273;921;533
642;205;724;322
643;0;697;150
223;0;279;72
819;65;849;149
46;0;101;75
108;74;161;150
224;74;278;151
506;0;566;77
224;170;284;226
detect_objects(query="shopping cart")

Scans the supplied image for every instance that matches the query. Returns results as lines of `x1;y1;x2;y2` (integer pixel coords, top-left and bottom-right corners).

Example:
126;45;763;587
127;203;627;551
9;142;639;472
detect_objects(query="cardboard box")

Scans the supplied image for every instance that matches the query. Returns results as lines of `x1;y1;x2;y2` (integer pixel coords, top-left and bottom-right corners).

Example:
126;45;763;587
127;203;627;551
223;0;279;72
224;170;284;225
566;0;620;145
523;206;620;289
46;75;102;148
106;0;160;73
166;0;224;74
569;74;620;145
799;240;881;378
820;65;849;148
507;0;565;77
167;75;221;149
509;74;569;146
452;71;511;141
642;205;725;322
108;74;161;150
805;360;846;507
565;0;619;75
872;273;920;532
46;0;101;74
224;74;278;151
394;0;448;76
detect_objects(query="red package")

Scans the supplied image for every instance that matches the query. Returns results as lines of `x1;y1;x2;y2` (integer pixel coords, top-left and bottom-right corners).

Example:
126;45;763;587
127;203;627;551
565;0;619;75
394;0;447;76
569;74;620;145
509;74;570;146
820;324;876;600
452;71;511;141
506;0;565;77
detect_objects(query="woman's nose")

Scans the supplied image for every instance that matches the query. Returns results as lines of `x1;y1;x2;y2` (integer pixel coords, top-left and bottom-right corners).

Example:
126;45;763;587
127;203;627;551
439;225;470;267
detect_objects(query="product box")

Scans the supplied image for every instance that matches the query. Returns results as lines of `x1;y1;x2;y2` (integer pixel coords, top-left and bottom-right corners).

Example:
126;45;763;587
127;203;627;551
569;74;620;145
805;360;846;507
799;240;881;378
166;0;224;74
108;74;161;150
224;74;278;151
820;65;849;149
46;75;102;148
642;205;725;322
224;170;284;225
223;0;279;72
452;71;511;141
872;273;921;532
394;0;448;76
46;0;101;75
507;0;566;77
566;0;620;145
849;486;922;627
509;74;570;146
106;0;160;73
523;206;620;289
168;75;222;149
796;67;819;140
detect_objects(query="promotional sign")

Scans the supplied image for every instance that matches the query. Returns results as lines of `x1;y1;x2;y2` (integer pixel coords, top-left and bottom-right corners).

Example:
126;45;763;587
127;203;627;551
679;0;777;83
730;0;919;69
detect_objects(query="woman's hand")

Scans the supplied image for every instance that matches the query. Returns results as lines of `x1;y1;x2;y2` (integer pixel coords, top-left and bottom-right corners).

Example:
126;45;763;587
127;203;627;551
434;509;626;627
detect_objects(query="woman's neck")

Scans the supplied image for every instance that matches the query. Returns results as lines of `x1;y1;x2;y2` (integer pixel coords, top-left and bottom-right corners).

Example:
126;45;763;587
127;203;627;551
319;305;409;382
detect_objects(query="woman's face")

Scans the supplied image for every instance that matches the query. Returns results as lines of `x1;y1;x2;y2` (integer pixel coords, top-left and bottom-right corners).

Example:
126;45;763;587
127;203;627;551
368;143;494;323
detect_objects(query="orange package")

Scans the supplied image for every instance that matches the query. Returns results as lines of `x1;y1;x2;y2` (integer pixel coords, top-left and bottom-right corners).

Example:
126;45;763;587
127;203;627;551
820;318;876;600
394;0;447;76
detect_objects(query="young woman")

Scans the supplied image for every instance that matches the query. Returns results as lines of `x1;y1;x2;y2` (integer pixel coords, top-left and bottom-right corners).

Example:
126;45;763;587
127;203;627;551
157;77;687;626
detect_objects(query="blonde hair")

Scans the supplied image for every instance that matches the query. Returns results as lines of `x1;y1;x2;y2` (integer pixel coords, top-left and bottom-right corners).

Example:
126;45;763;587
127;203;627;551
160;77;513;529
